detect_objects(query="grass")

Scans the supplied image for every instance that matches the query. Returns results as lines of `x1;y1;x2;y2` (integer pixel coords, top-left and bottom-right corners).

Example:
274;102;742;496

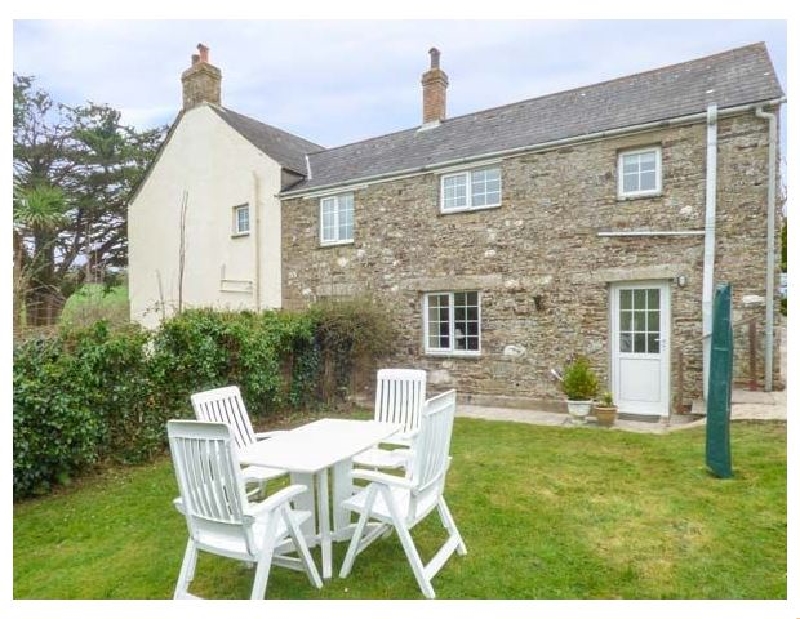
13;418;786;600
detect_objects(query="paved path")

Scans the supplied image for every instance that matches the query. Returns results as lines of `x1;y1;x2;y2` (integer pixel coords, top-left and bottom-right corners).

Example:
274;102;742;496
457;388;786;434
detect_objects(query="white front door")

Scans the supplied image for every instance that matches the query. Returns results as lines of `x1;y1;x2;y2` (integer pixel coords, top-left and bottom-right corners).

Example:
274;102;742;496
611;282;670;416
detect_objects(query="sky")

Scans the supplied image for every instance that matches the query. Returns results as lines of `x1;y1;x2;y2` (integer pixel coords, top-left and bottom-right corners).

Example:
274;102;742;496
5;10;797;619
12;19;788;160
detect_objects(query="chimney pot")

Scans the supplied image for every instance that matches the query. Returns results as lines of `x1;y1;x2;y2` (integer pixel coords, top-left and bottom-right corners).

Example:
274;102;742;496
429;47;440;69
197;43;209;64
191;53;200;65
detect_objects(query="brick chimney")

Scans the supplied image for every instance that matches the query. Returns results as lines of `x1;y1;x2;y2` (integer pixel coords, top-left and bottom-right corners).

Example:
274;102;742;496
421;47;448;125
181;43;222;110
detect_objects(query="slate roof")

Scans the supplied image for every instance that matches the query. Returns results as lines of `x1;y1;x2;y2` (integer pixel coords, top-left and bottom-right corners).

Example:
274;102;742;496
211;105;324;175
284;42;783;194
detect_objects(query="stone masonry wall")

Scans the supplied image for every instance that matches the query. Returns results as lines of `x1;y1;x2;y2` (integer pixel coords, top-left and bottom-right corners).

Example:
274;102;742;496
282;109;781;411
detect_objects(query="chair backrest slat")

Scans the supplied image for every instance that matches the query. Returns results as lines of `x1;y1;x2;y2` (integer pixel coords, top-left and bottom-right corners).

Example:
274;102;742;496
410;390;456;495
168;420;247;528
374;369;426;435
191;387;257;450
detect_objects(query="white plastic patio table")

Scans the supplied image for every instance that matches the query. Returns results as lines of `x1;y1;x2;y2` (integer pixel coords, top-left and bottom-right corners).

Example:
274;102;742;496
238;418;400;579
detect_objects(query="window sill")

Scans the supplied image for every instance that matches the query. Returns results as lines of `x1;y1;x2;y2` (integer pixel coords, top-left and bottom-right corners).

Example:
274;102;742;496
424;351;482;359
231;232;250;239
439;204;501;216
318;240;355;249
616;192;662;202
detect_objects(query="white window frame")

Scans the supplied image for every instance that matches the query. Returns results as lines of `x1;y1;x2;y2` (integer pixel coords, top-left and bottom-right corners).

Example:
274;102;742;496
440;167;502;213
232;203;250;236
319;193;355;245
617;146;662;198
423;291;481;356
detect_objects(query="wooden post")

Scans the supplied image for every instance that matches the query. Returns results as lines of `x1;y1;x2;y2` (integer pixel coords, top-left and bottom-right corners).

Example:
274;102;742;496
748;319;757;391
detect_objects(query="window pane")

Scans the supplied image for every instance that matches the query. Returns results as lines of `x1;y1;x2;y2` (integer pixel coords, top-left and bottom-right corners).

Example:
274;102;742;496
443;174;467;209
622;157;639;174
472;193;486;207
647;333;660;353
639;151;656;168
647;310;659;331
339;209;353;241
623;173;639;193
620;310;632;331
640;171;656;191
634;289;646;309
620;333;632;353
620;290;632;309
634;311;645;331
484;190;500;205
634;333;646;353
647;289;659;308
484;168;500;182
465;291;478;306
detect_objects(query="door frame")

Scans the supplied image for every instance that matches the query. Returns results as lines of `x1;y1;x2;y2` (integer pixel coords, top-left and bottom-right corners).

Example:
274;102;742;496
609;280;671;417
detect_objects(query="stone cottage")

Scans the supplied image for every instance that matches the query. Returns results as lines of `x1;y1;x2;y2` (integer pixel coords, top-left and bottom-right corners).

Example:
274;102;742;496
128;42;784;418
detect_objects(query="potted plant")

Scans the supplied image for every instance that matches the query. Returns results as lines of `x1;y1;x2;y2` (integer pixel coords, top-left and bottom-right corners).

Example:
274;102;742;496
561;356;598;426
593;390;618;427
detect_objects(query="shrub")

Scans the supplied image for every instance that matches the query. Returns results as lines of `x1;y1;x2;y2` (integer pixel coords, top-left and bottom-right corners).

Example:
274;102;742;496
561;356;598;401
13;300;397;499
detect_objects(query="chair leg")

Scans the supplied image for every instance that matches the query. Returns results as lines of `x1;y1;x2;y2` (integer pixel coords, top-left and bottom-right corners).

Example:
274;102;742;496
174;539;198;600
250;511;280;600
339;485;377;578
283;505;322;589
383;487;435;600
437;496;467;556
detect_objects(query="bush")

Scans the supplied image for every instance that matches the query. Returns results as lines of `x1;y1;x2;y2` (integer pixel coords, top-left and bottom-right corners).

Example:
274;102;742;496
13;300;397;500
13;321;153;498
561;356;598;401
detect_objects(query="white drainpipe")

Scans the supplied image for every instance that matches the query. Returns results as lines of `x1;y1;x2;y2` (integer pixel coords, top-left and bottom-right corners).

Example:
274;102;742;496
755;105;777;391
701;104;717;400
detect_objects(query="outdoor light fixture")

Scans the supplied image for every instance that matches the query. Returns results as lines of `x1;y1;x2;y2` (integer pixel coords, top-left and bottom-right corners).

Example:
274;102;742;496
676;275;687;287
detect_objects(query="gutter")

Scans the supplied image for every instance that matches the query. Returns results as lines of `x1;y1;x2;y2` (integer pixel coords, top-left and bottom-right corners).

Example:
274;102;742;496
755;105;778;391
280;97;786;200
701;104;718;400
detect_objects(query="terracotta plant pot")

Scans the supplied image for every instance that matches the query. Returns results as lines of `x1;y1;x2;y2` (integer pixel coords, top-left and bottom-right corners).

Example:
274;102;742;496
594;405;617;427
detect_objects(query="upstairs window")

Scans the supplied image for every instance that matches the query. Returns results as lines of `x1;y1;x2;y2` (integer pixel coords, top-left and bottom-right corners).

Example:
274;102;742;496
424;291;481;355
618;147;661;198
441;167;501;212
320;193;354;244
232;204;250;235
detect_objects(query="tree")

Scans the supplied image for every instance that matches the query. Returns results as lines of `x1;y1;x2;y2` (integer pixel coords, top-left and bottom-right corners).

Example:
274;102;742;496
13;73;167;325
781;221;787;273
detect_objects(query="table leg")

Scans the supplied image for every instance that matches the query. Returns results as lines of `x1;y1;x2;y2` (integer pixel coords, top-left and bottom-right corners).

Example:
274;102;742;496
332;459;353;539
290;472;316;546
316;468;332;579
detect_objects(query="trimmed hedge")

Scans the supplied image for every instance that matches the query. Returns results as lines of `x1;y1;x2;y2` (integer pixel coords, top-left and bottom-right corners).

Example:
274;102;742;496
13;302;395;500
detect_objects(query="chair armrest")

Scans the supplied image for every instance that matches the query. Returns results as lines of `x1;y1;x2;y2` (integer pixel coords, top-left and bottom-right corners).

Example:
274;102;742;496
350;468;415;489
173;497;185;514
255;430;287;441
245;484;308;518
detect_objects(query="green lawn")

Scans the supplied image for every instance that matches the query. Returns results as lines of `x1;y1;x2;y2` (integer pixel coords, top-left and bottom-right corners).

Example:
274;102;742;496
13;418;786;599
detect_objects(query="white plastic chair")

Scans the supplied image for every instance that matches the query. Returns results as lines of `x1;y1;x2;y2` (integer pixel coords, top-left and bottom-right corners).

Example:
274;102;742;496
339;390;466;599
352;369;426;470
191;386;286;486
167;420;322;600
